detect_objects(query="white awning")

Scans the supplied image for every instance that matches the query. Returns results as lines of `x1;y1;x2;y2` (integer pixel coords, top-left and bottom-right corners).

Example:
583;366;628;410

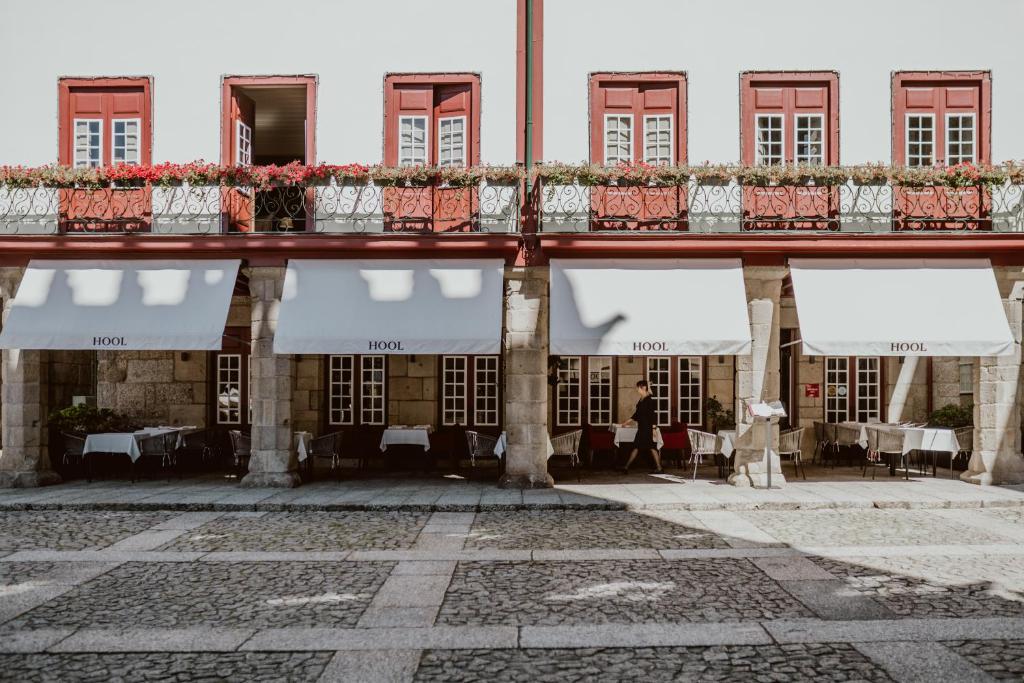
274;259;504;354
549;258;752;356
789;258;1015;357
0;259;240;350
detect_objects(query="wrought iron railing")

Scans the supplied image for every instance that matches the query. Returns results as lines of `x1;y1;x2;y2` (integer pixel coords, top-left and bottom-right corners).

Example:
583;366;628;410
536;179;1024;233
0;181;521;235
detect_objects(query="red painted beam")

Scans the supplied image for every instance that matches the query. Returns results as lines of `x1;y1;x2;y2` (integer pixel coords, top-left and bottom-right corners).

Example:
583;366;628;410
0;234;522;266
538;233;1024;265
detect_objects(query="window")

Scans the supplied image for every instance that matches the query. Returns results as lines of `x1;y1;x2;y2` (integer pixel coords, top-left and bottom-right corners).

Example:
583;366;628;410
587;357;613;426
474;356;500;427
399;116;428;166
677;357;702;425
59;78;151;167
73;119;102;168
825;356;882;423
959;359;974;395
442;356;468;426
556;357;582;426
794;114;824;165
328;355;355;426
589;74;687;165
906;115;934;167
236;120;253;165
384;75;480;166
438;116;466;167
892;72;990;166
216;354;243;425
755;115;784;166
604;114;633;165
741;72;839;166
360;355;386;425
646;357;671;426
946;113;975;165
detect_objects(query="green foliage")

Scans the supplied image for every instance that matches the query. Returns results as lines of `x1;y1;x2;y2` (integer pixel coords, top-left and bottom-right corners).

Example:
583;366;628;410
927;403;973;429
47;404;135;435
705;395;735;431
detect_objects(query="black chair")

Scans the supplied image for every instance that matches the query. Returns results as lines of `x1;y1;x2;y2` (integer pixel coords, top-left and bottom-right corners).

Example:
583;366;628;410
306;431;344;479
463;430;503;480
137;431;179;482
550;429;583;482
228;430;251;479
176;428;218;472
60;432;86;473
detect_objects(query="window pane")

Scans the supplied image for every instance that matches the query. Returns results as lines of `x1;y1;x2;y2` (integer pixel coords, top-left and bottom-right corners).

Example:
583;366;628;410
947;114;975;165
399;117;428;166
442;356;468;426
360;356;386;425
556;357;582;426
438;117;466;168
646;357;671;426
216;354;242;425
795;114;824;165
755;115;783;166
907;116;934;167
677;357;702;425
112;119;140;165
587;356;613;426
329;355;355;425
236;121;252;165
474;356;500;426
74;119;102;168
604;115;632;164
855;357;880;423
825;356;849;424
643;116;672;165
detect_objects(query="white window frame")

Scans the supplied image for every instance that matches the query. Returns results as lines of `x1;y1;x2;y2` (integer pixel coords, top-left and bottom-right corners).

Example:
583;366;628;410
854;357;881;423
235;120;252;165
958;358;974;396
360;355;386;426
73;118;103;168
677;356;703;426
437;115;467;168
399;115;429;166
646;357;671;427
328;355;355;426
603;113;633;165
556;356;582;427
587;356;614;426
754;114;784;166
905;113;935;167
473;356;500;427
642;114;673;165
824;356;849;424
216;353;243;425
945;112;976;165
794;113;825;165
111;117;141;165
442;355;469;426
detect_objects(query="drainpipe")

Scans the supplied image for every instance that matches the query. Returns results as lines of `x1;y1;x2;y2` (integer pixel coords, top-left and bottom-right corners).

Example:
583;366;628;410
524;0;534;203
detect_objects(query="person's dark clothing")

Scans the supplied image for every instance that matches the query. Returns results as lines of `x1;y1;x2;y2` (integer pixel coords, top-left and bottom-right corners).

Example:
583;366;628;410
631;395;656;450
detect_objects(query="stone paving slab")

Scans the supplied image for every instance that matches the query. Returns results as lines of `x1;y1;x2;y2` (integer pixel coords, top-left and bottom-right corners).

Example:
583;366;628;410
318;649;422;682
944;639;1024;681
241;626;520;651
764;617;1024;643
0;652;334;682
517;622;772;648
50;627;256;652
853;641;995;683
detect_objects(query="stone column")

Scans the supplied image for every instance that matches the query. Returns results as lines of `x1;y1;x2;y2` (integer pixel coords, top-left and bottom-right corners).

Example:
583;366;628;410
499;265;553;489
964;272;1024;485
0;267;59;487
241;266;299;488
729;266;787;488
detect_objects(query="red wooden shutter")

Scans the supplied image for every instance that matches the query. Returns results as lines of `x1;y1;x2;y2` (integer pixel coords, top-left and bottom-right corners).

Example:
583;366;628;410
385;85;432;166
225;90;256;232
434;84;473;165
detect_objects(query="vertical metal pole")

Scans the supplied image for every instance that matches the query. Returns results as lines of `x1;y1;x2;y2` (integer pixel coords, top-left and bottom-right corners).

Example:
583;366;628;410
764;418;772;489
524;0;534;203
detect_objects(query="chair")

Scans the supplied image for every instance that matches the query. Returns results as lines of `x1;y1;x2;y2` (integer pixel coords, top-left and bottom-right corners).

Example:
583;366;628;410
660;422;690;470
835;423;863;466
138;431;178;482
228;430;251;479
686;429;720;481
307;431;344;479
61;432;85;470
822;422;840;466
812;421;827;464
951;426;974;478
778;427;806;480
550;429;583;482
864;426;907;480
177;429;217;472
464;430;503;479
585;425;617;468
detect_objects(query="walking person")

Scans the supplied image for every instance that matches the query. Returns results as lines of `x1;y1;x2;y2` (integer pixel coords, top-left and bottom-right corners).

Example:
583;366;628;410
621;380;663;475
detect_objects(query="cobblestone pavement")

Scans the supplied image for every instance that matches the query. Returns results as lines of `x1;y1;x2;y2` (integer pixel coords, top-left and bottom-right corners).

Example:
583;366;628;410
737;509;1011;547
162;511;429;552
0;505;1022;681
812;554;1024;618
464;511;730;549
0;511;175;551
0;652;335;682
7;561;394;629
415;644;895;682
438;559;813;625
944;640;1024;680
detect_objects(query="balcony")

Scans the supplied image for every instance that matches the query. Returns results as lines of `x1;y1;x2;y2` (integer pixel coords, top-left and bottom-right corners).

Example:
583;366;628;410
0;163;522;235
536;163;1024;233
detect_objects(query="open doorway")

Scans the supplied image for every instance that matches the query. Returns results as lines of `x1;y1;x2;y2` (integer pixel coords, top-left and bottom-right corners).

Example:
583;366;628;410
221;76;316;232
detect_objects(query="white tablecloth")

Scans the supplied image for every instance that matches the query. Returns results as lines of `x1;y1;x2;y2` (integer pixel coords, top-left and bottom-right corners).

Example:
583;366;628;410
380;428;431;452
718;430;737;458
848;422;961;455
83;433;145;463
611;425;665;450
494;432;555;460
295;431;313;462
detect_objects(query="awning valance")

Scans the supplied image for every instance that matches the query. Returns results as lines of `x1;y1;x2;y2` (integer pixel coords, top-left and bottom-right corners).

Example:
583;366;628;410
273;259;505;354
0;259;240;350
549;258;752;356
789;258;1015;357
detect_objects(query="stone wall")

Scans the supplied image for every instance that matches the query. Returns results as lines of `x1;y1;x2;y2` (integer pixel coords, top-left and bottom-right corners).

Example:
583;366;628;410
293;356;324;435
46;351;95;413
97;350;207;427
388;355;438;427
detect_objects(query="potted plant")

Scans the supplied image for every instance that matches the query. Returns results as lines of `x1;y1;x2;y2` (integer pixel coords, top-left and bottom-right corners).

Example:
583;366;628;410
927;403;973;429
705;396;736;432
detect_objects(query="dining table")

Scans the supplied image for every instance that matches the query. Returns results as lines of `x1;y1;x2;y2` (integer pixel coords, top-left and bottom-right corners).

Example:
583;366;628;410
379;426;433;453
843;421;962;476
83;426;189;463
294;431;313;462
610;424;665;450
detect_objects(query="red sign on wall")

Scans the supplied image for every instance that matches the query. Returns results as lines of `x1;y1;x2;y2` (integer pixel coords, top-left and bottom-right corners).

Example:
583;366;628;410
805;383;821;398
